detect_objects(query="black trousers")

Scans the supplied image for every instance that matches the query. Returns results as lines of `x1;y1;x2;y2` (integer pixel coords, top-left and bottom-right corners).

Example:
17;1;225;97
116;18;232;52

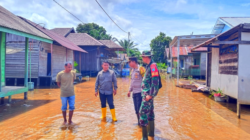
99;93;115;109
133;93;142;114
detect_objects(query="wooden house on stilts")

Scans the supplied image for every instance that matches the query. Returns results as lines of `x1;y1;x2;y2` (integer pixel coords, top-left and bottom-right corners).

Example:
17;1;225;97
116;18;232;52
0;6;53;103
4;17;87;87
192;23;250;118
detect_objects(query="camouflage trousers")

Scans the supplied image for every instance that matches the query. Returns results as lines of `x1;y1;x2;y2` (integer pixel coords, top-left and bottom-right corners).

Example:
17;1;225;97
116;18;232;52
139;98;155;127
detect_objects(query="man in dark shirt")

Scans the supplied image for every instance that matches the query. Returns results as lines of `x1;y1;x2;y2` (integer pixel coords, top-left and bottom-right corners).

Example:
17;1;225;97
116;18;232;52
95;61;118;122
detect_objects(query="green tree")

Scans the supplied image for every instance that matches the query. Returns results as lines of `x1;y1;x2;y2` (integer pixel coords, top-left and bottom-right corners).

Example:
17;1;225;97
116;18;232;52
150;32;172;63
76;23;116;40
117;39;138;54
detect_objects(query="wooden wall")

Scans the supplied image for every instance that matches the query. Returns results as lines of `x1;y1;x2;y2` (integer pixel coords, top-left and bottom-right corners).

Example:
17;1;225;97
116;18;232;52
219;45;238;75
78;46;98;71
5;33;40;78
39;42;50;76
210;47;238;98
40;43;74;80
67;49;74;62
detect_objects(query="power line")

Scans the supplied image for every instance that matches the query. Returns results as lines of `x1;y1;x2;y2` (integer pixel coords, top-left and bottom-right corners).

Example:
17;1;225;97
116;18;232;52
95;0;128;33
53;0;86;24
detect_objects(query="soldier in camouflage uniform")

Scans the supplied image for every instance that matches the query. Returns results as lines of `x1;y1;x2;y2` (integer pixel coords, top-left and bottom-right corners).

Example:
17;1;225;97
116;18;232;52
139;51;160;140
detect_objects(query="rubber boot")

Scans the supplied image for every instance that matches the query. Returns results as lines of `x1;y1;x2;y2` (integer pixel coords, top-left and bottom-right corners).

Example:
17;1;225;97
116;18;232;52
62;111;67;124
142;126;148;140
148;120;155;139
68;110;74;125
136;113;140;125
100;107;107;119
110;109;117;122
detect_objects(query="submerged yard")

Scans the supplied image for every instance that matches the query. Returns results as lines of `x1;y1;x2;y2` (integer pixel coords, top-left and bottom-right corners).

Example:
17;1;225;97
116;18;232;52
0;77;250;139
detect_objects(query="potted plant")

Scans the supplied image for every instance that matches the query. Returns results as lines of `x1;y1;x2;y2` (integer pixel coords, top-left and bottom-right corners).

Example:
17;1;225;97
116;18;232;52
210;88;226;102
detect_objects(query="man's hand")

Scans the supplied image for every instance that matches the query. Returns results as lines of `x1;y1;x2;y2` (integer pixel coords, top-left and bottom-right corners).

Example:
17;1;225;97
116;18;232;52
95;92;98;97
127;92;131;97
145;95;153;101
113;90;117;96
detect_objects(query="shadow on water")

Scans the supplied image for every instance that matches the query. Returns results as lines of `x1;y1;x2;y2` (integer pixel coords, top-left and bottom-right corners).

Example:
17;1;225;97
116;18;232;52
0;99;56;122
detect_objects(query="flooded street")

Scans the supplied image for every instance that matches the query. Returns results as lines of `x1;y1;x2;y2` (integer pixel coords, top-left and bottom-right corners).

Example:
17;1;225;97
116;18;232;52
1;77;250;140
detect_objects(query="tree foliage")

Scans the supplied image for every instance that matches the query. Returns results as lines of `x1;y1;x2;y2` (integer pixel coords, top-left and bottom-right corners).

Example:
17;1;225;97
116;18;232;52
117;39;142;63
150;32;172;63
76;23;117;41
117;39;138;53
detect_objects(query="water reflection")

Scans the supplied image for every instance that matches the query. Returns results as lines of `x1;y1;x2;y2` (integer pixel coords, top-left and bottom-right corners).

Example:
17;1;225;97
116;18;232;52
0;77;250;139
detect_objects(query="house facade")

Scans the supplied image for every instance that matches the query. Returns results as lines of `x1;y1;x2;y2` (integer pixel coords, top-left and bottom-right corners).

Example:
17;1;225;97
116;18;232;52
168;34;216;79
51;28;124;76
0;5;53;101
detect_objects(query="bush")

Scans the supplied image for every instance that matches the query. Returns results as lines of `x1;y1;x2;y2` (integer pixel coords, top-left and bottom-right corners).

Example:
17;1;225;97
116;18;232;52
157;63;168;70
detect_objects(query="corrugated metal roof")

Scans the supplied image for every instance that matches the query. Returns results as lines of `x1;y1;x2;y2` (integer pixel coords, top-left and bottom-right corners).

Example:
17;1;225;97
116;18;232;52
0;6;51;40
19;17;87;53
171;47;189;57
67;33;105;46
192;24;246;51
99;40;125;51
50;28;75;37
220;17;250;27
171;46;206;57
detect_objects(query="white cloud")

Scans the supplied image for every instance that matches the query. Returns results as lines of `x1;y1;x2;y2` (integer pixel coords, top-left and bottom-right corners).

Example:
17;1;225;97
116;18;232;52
241;3;250;7
1;0;250;52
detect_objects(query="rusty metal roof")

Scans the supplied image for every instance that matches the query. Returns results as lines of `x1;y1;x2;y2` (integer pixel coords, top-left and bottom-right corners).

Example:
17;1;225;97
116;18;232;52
50;28;75;37
0;5;51;40
99;40;125;51
19;17;87;53
66;33;104;46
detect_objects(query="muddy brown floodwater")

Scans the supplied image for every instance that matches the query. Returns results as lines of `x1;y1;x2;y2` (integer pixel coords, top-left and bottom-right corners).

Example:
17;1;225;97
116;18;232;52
1;77;250;140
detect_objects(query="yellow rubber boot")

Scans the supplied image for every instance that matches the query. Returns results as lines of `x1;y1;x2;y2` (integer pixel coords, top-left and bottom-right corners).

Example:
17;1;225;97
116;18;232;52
110;109;117;122
100;107;106;119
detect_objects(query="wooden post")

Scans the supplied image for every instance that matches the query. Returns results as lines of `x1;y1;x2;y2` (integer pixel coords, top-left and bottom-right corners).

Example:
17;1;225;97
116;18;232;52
1;97;4;105
0;32;2;92
50;44;53;86
79;52;82;73
8;96;11;103
177;37;180;85
0;31;6;92
237;101;241;118
24;37;29;100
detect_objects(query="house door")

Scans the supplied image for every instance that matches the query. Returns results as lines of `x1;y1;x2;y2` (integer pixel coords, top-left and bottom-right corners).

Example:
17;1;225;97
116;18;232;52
47;53;51;76
207;48;212;87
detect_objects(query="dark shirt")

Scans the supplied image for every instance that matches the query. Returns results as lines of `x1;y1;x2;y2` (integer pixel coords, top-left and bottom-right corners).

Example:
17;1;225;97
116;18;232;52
95;69;118;95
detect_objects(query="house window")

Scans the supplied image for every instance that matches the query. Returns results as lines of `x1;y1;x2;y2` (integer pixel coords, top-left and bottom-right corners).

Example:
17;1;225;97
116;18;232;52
194;59;197;65
180;59;184;68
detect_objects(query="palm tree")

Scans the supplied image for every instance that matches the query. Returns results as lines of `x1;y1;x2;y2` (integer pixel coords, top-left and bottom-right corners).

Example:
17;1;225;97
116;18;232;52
100;34;118;42
117;39;138;56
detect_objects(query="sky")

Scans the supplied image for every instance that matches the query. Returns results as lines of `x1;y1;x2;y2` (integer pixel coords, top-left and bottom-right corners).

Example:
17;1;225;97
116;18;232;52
0;0;250;51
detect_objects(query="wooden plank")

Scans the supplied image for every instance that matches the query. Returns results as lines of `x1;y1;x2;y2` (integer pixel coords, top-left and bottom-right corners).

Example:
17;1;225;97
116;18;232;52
0;86;28;98
213;41;250;44
0;26;52;43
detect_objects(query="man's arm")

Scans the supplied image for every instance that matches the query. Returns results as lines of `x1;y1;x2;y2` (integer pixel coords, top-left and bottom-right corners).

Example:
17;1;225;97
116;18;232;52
149;76;159;98
56;73;61;88
149;64;160;98
95;73;100;93
57;82;61;88
112;72;118;91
